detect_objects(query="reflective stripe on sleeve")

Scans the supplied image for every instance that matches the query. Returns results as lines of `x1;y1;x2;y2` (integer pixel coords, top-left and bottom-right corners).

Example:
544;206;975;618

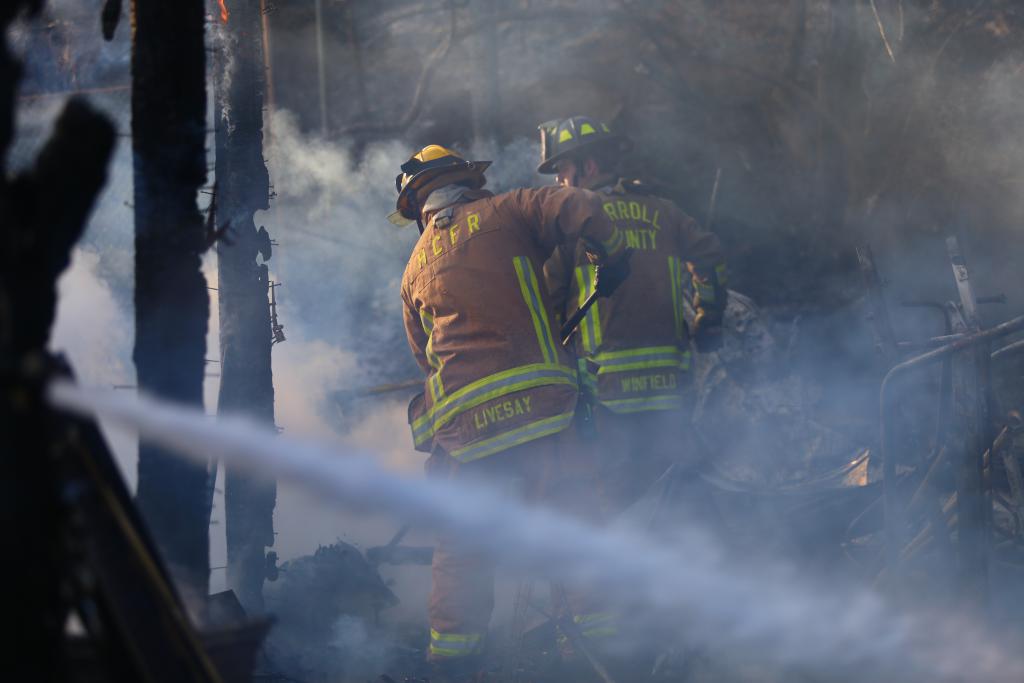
573;265;602;354
420;309;445;402
450;410;575;463
411;363;577;447
668;256;686;341
513;256;558;365
429;629;483;658
593;346;691;374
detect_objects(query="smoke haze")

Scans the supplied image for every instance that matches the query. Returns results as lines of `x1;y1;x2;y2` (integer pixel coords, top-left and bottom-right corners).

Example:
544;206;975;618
12;1;1024;679
50;382;1024;683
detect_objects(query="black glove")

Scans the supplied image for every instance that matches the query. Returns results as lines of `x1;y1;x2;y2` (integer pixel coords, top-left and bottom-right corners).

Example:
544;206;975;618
692;308;724;353
595;248;633;298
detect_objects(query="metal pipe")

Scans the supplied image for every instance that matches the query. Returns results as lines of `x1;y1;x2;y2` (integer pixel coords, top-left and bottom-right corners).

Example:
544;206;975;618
706;167;722;231
896;333;966;350
992;338;1024;361
880;314;1024;573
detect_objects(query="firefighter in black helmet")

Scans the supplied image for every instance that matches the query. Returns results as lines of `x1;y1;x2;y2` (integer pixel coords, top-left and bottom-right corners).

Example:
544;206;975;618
537;113;729;671
536;116;630;179
538;114;728;510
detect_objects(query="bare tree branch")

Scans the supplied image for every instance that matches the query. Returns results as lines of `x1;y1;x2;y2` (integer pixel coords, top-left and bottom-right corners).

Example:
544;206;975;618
869;0;897;63
336;2;457;138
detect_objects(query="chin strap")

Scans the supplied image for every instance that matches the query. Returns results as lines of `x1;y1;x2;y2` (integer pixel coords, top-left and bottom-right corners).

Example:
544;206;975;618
410;193;425;234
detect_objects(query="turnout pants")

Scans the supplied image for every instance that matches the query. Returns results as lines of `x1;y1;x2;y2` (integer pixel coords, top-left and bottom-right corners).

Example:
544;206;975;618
425;425;605;663
591;404;709;518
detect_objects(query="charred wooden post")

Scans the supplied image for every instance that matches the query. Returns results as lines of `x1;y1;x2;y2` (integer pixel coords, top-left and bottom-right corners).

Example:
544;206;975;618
131;0;212;605
213;0;277;613
855;244;899;364
946;236;991;605
857;244;906;571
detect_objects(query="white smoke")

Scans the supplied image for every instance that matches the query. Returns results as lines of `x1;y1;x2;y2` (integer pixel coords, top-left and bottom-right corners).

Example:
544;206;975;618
49;381;1024;683
51;248;132;388
50;247;139;487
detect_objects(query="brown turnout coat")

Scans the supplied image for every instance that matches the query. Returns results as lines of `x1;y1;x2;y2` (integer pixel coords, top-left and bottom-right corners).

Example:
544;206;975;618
401;186;624;461
545;183;726;414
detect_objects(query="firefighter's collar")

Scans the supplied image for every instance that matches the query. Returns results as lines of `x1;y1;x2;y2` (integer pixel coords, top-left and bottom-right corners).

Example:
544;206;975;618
593;176;622;194
422;184;476;213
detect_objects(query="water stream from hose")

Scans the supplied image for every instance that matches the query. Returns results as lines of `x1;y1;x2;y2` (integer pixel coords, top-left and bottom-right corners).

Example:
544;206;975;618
49;381;1022;681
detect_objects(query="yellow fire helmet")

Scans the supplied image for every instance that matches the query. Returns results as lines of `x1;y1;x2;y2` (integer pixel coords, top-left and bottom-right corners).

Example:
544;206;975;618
389;144;490;228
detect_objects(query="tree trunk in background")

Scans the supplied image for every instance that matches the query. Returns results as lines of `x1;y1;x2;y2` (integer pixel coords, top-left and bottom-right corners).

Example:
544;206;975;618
131;0;212;607
214;0;277;613
472;0;500;153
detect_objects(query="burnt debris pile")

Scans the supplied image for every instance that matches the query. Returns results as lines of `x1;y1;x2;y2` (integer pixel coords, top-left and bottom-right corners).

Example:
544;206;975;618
8;1;1024;682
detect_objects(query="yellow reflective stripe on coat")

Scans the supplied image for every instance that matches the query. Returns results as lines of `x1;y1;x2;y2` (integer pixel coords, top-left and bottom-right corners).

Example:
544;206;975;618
601;395;685;413
451;410;575;463
668;256;686;340
573;265;602;354
420;309;445;402
593;346;691;374
513;256;558;365
411;363;577;447
429;628;483;658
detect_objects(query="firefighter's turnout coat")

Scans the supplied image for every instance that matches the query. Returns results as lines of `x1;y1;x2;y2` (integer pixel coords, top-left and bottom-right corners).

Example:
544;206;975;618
545;182;727;414
401;186;624;462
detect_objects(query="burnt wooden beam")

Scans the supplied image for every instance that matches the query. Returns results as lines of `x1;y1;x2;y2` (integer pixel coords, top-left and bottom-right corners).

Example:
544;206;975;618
130;0;212;605
946;236;991;607
213;0;277;613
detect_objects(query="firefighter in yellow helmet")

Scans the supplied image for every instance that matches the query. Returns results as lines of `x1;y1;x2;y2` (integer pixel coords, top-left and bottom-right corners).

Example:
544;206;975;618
393;144;629;681
537;116;728;516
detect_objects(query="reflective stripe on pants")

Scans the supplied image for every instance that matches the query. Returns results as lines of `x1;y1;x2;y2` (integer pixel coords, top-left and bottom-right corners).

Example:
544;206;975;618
429;628;483;659
427;428;606;662
574;611;618;639
450;410;575;463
